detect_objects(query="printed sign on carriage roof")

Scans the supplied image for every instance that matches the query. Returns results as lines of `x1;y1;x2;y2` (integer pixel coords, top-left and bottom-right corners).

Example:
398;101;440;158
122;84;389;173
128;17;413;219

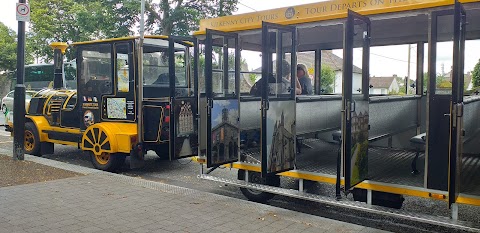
195;0;465;35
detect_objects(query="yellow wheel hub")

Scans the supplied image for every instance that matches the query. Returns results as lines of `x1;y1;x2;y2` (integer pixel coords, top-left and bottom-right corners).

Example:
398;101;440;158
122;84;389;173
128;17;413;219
24;130;35;151
94;152;110;165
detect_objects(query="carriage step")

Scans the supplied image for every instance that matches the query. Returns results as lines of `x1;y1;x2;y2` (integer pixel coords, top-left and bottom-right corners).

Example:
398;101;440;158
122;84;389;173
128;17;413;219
198;174;479;232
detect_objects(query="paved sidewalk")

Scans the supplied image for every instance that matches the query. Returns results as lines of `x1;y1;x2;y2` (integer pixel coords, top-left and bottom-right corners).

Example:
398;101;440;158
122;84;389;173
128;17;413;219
0;154;389;233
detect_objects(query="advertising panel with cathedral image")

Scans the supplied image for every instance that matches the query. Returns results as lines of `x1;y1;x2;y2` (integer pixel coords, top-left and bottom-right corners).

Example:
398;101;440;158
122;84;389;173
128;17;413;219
349;96;369;187
173;99;198;158
208;99;240;167
264;100;296;174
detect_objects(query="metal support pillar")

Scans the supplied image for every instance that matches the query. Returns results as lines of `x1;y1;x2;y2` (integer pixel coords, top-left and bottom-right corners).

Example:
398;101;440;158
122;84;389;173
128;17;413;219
314;49;322;94
13;0;27;161
336;142;342;200
451;203;458;220
416;42;425;95
299;179;304;192
367;189;373;206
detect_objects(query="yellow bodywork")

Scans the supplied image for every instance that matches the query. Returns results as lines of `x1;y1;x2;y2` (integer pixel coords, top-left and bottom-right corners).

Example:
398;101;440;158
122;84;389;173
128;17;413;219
26;114;137;154
81;122;137;155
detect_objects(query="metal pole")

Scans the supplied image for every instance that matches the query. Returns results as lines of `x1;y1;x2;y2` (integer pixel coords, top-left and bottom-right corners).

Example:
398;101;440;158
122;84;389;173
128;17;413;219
407;44;411;94
13;0;27;161
137;0;145;144
131;0;145;168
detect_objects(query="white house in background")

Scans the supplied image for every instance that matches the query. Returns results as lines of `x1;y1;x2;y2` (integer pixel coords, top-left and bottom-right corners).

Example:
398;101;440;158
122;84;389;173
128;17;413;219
443;71;474;91
320;51;363;94
369;75;400;94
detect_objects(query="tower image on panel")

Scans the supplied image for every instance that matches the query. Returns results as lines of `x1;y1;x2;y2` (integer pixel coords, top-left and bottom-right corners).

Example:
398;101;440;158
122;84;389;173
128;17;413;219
268;111;295;173
265;101;296;174
211;100;239;165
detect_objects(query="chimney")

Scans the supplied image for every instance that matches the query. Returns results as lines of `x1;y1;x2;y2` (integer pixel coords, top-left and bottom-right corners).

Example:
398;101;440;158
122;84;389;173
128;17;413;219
50;42;69;89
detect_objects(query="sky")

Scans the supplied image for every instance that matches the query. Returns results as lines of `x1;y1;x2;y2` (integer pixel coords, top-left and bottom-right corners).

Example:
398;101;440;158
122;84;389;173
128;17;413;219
1;0;479;78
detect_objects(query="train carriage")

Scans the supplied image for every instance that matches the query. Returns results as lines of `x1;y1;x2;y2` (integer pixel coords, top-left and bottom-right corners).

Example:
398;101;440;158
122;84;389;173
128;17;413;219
193;0;480;227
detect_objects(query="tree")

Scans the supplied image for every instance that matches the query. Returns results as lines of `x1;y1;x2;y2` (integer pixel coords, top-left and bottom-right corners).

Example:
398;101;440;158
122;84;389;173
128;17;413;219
29;0;140;61
146;0;239;36
473;59;480;88
0;22;18;72
388;87;406;95
0;22;34;72
320;65;335;93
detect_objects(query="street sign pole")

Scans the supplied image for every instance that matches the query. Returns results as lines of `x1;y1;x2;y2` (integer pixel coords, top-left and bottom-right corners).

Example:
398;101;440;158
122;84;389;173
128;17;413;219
13;0;28;161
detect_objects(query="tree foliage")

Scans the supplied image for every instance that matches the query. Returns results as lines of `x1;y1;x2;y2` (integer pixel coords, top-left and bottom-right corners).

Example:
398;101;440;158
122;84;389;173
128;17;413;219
473;59;480;88
0;22;33;73
29;0;239;62
146;0;238;35
320;65;336;94
0;22;17;72
29;0;140;61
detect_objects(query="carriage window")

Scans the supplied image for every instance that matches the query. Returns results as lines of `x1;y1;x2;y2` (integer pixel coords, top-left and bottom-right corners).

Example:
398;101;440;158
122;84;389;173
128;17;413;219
116;43;130;93
143;45;187;87
79;44;113;96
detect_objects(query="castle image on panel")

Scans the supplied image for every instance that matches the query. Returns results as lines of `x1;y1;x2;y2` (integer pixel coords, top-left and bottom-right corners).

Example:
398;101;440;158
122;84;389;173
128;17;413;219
211;106;239;164
174;100;197;157
268;111;295;173
350;110;369;184
177;101;194;136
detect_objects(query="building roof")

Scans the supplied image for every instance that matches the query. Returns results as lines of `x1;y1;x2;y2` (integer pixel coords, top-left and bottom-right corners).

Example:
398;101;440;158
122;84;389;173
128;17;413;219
320;51;363;74
370;76;397;89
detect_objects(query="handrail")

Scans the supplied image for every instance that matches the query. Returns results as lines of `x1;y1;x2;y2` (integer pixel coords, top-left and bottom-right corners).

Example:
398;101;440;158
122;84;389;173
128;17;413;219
369;95;422;103
464;95;480;104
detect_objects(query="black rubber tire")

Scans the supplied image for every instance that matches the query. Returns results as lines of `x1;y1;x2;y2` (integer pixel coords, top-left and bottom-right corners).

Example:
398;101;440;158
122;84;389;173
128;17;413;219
24;122;41;156
238;170;280;203
90;152;126;172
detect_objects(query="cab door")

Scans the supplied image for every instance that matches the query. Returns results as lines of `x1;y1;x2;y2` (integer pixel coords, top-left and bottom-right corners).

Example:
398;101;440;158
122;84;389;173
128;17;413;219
260;22;297;176
342;10;371;190
168;36;199;160
205;29;241;168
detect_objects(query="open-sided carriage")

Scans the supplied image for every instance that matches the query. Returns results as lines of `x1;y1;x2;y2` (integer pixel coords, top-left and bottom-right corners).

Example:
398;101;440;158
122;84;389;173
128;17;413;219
22;36;200;171
193;0;480;227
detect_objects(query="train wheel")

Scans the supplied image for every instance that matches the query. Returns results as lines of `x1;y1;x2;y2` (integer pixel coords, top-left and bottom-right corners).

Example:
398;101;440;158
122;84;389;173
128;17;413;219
24;122;40;156
238;170;280;203
90;151;126;172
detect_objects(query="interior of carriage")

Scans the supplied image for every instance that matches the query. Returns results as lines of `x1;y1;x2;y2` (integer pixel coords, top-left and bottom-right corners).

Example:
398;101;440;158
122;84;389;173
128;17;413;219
202;2;480;199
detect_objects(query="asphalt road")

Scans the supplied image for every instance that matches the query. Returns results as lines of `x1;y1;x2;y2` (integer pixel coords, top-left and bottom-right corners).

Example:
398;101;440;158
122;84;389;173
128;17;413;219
0;125;478;232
